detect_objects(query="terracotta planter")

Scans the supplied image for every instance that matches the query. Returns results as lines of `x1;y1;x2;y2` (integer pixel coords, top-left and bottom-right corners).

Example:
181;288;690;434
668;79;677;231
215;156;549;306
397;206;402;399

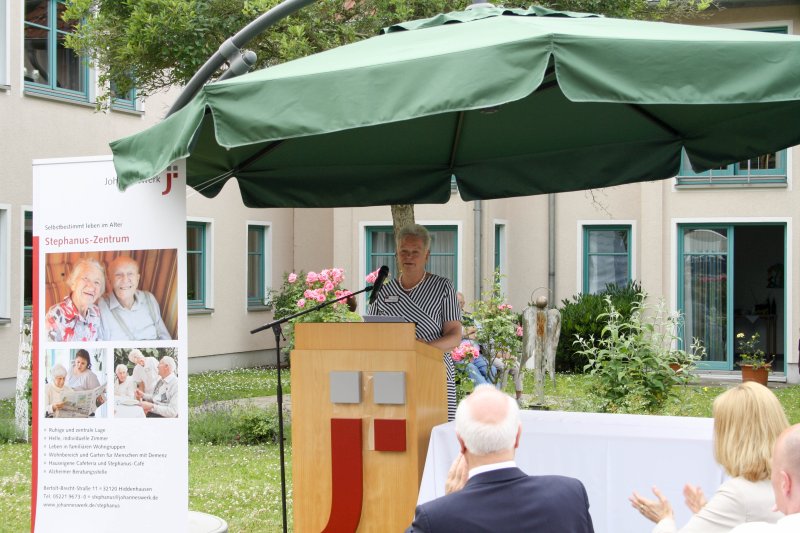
669;363;681;372
740;364;770;386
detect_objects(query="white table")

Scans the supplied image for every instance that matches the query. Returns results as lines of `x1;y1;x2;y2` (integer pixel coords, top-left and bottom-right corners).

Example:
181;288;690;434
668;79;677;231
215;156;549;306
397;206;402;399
418;410;724;533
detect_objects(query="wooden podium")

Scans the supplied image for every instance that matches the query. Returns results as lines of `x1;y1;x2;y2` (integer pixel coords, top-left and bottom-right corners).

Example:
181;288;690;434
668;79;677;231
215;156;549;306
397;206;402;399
291;322;447;532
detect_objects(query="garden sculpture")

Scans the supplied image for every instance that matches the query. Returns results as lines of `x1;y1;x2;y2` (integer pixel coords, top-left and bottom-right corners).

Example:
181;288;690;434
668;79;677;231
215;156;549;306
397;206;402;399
522;295;561;404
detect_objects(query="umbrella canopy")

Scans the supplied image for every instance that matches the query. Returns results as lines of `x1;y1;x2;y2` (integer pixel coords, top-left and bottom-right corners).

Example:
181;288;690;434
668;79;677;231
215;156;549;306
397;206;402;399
111;5;800;208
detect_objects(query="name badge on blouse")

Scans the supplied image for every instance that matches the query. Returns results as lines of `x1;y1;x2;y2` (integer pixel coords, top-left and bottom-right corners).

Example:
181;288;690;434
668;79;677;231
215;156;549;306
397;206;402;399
384;295;399;303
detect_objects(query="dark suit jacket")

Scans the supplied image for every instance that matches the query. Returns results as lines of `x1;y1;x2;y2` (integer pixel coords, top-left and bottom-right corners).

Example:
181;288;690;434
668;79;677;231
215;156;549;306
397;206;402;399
406;467;595;533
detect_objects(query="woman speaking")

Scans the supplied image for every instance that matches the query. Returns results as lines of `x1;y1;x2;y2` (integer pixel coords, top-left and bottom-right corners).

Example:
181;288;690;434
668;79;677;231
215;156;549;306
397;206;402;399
368;225;462;419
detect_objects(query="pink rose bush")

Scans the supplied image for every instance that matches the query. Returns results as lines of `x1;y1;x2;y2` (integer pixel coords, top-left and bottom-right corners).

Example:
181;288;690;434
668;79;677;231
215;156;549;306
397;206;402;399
469;271;523;378
271;268;362;353
451;341;480;363
365;268;380;284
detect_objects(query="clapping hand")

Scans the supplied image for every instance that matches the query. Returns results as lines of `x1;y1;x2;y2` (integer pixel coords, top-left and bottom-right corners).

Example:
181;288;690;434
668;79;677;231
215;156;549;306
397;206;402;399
444;453;468;495
683;484;707;514
630;486;674;524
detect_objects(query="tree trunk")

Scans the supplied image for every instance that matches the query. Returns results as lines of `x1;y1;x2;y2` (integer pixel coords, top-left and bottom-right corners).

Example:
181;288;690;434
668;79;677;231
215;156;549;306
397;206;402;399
390;204;415;276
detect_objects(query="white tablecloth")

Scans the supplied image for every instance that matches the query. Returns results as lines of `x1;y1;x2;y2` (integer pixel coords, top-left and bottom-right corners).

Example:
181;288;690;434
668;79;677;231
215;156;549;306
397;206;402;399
418;410;724;533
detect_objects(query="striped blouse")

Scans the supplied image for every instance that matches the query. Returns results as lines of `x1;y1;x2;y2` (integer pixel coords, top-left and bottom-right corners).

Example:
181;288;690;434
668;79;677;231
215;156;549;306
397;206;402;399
368;274;461;341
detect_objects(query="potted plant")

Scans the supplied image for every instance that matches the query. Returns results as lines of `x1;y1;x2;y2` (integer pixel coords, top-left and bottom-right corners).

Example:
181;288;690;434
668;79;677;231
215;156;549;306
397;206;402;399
736;332;772;386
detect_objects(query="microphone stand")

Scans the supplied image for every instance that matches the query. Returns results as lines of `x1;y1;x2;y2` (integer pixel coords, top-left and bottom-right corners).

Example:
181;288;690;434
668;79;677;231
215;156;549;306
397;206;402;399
250;282;375;533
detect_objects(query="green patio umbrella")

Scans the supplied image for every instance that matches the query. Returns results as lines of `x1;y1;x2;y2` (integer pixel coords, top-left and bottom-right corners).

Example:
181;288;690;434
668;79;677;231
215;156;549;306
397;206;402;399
111;5;800;208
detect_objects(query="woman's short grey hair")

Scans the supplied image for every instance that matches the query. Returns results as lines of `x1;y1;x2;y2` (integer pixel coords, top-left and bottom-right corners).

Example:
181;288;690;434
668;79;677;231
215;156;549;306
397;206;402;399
115;364;128;375
51;364;67;379
67;258;106;295
396;224;431;250
455;384;520;455
160;356;177;374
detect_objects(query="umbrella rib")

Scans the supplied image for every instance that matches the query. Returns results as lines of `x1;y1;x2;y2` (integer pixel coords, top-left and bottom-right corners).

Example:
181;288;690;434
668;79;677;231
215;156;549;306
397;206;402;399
625;103;680;138
236;140;286;174
449;111;465;169
191;140;285;194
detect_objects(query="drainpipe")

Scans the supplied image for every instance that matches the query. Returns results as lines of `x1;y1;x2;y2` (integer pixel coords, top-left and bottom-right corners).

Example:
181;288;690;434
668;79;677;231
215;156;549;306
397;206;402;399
548;194;556;306
474;200;483;300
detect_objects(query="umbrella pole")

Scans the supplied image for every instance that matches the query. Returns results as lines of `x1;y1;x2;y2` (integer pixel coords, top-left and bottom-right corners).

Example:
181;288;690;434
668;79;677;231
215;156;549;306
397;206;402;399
270;324;289;533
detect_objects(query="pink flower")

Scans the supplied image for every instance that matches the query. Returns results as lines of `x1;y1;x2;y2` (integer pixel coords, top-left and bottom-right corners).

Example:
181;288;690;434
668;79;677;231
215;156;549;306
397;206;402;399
366;268;380;283
306;272;319;284
297;298;306;308
331;268;345;285
319;269;330;282
304;289;315;299
516;325;523;337
323;281;335;292
288;273;297;283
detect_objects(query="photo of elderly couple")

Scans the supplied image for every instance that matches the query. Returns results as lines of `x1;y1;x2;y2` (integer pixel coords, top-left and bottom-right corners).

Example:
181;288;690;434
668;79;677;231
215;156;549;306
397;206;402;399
44;249;178;342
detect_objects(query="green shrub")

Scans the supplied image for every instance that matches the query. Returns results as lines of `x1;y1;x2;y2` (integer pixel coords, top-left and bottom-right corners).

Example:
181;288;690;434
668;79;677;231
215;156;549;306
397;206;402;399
555;281;643;373
575;296;701;413
0;419;24;443
189;403;288;446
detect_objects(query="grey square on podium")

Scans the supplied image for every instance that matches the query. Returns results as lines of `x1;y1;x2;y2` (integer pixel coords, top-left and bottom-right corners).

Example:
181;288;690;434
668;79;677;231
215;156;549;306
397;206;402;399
374;371;406;405
330;371;361;404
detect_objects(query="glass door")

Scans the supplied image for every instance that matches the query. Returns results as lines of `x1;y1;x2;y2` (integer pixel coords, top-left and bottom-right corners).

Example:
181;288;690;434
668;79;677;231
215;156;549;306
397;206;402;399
679;226;731;370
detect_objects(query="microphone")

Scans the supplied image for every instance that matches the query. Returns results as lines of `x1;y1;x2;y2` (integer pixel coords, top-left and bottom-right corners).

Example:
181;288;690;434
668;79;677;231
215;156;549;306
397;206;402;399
368;265;390;305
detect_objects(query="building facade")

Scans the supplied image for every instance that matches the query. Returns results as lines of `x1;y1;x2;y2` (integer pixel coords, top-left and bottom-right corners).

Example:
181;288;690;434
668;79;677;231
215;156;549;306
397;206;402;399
1;1;799;397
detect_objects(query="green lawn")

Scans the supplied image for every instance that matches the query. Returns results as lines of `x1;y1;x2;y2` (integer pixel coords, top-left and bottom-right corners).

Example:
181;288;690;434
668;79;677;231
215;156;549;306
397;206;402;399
2;369;799;532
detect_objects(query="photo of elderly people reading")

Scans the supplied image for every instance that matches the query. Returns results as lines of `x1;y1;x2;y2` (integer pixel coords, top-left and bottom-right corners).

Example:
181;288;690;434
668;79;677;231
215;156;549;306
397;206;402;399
44;348;107;418
112;347;178;418
45;258;105;342
44;250;178;342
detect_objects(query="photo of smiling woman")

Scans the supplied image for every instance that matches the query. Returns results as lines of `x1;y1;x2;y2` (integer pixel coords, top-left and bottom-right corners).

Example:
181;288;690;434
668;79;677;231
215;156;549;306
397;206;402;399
44;250;178;342
45;257;106;341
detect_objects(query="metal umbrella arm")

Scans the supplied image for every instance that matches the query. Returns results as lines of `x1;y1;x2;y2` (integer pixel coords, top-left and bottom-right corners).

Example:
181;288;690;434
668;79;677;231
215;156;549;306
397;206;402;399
166;0;317;117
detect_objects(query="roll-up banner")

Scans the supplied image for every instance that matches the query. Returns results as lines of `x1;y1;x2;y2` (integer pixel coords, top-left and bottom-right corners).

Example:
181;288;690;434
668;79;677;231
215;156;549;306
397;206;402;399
31;156;188;532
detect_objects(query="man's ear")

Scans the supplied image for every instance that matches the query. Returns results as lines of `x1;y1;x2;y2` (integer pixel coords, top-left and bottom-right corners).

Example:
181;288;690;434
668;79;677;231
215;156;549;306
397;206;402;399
781;470;792;497
456;434;467;455
514;424;521;450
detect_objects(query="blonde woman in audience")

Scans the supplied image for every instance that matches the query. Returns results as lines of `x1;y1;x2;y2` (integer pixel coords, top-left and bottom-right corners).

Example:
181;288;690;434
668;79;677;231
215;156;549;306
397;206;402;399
630;382;789;532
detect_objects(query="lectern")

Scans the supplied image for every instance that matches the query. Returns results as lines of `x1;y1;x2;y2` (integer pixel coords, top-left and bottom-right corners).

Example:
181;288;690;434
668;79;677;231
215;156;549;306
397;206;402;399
291;322;447;532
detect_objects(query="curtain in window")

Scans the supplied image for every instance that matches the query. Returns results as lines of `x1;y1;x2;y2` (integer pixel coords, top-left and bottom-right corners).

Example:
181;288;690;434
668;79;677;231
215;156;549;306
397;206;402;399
683;229;728;362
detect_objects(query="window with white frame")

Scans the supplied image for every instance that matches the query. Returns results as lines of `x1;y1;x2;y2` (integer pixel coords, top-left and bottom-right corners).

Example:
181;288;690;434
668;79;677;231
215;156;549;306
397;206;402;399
582;225;631;294
365;225;458;286
247;223;271;308
0;0;8;87
0;206;9;322
23;211;33;317
187;220;212;310
24;0;90;102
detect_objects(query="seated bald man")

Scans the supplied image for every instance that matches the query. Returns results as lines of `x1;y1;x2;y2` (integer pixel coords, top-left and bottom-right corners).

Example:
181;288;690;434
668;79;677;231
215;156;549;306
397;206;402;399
406;385;595;533
731;423;800;532
100;255;172;340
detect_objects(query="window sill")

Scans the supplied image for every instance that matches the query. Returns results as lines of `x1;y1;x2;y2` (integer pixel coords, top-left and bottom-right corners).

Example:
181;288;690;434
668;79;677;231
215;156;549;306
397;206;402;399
675;181;787;190
247;305;273;312
188;307;214;315
0;318;11;325
24;89;95;108
0;84;10;92
111;105;144;116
